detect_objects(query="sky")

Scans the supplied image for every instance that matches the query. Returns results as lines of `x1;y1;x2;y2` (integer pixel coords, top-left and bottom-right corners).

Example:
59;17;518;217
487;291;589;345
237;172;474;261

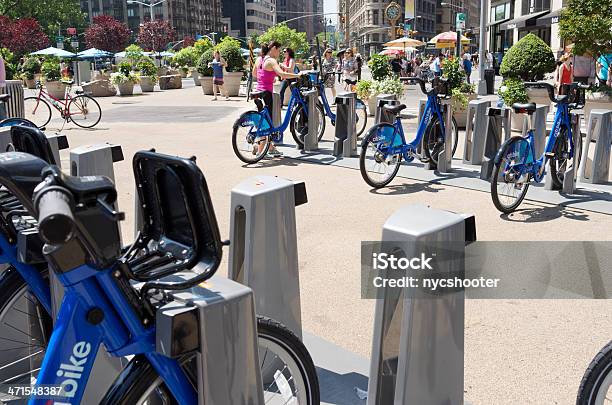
323;0;338;25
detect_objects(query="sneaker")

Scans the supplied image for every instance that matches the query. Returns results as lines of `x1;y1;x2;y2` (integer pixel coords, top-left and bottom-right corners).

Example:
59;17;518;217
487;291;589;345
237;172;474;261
212;97;218;101
225;96;230;100
268;149;284;158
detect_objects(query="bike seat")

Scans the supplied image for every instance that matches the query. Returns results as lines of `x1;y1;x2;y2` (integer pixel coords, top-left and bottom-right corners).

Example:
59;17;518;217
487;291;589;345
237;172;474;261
250;90;266;99
382;104;407;115
75;89;84;95
61;79;75;85
0;94;10;103
512;103;536;115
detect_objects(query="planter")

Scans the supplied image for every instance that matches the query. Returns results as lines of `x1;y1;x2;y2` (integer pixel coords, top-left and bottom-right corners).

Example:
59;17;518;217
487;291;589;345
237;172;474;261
224;71;243;97
157;67;168;76
452;94;478;128
584;93;612;124
526;87;551;109
140;76;155;92
45;81;68;100
199;76;213;95
367;95;378;116
25;78;36;89
192;71;201;86
117;82;135;96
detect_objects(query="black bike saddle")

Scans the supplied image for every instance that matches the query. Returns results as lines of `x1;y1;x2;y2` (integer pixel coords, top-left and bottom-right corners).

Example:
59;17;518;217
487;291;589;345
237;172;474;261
512;103;536;115
382;104;407;115
0;94;10;103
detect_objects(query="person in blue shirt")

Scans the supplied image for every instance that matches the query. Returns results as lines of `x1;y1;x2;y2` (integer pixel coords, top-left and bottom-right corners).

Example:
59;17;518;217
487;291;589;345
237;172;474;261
432;53;444;77
208;50;229;101
596;53;612;87
462;53;473;84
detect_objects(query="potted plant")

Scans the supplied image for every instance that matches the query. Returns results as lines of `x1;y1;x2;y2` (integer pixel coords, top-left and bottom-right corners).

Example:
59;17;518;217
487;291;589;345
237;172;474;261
499;33;556;107
110;61;139;96
191;38;213;86
367;54;391;81
356;80;377;116
20;57;41;89
196;49;214;95
137;57;158;92
498;77;530;131
41;58;67;99
443;57;477;127
215;37;246;96
172;46;197;79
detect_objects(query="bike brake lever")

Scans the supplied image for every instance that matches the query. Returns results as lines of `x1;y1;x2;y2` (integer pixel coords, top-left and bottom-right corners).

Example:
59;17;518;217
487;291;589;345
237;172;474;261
97;197;125;222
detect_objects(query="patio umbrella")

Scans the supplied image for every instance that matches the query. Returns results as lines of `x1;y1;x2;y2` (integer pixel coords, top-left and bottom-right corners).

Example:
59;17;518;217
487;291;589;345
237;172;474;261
428;31;470;45
385;46;417;52
114;51;126;58
379;48;404;56
77;48;113;59
383;37;425;48
30;47;76;58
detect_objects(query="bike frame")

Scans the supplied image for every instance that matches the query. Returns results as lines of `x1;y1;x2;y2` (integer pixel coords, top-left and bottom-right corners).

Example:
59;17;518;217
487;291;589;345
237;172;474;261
29;263;197;405
250;85;308;143
34;87;72;113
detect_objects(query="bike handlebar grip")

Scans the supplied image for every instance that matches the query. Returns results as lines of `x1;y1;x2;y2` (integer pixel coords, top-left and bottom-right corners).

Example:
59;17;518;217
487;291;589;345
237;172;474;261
37;188;75;245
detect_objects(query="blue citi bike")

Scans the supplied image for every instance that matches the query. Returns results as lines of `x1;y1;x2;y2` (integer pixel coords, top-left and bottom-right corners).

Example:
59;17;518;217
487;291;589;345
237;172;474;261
0;127;319;403
490;82;587;213
232;74;325;164
359;77;458;188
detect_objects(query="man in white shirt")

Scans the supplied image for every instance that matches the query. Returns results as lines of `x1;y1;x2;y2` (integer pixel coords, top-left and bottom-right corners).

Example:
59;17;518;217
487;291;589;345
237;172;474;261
432;53;444;77
486;50;494;69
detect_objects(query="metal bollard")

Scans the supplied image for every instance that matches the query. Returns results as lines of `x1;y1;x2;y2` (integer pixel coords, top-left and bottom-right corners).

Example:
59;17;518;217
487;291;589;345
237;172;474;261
44;133;69;167
463;98;491;165
579;109;611;184
70;143;124;181
367;203;475;405
545;112;583;192
272;91;282;129
157;273;264;404
303;89;319;152
1;80;25;118
228;175;308;339
522;104;549;158
480;107;512;181
437;99;454;173
375;94;399;125
334;93;357;157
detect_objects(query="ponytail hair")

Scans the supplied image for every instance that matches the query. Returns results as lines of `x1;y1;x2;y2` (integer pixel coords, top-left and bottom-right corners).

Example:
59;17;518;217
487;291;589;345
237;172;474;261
267;41;282;51
260;43;269;56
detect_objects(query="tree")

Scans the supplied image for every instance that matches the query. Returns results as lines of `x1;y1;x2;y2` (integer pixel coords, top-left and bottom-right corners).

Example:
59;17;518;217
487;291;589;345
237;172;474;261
85;15;130;53
0;0;85;38
0;17;49;57
559;0;612;58
499;33;556;81
137;20;175;52
258;24;308;59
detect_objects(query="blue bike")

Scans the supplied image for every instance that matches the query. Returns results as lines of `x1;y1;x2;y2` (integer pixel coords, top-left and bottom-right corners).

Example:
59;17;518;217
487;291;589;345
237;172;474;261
491;82;586;213
359;77;458;188
232;75;325;164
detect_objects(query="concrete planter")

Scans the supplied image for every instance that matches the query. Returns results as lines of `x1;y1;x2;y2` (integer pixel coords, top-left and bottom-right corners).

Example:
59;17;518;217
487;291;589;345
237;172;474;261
192;71;201;86
45;81;68;100
224;71;243;97
367;95;378;116
584;93;612;124
452;94;478;128
200;76;213;95
25;78;36;89
139;76;155;92
526;87;551;109
117;82;135;96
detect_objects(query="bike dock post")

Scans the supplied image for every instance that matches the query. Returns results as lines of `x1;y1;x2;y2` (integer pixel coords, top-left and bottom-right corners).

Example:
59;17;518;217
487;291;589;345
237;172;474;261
463;98;491;165
272;91;282;128
375;94;398;125
579;109;612;184
545;112;583;192
303;89;319;152
44;133;69;167
334;93;357;157
523;104;549;158
228;175;308;339
437;99;454;173
1;80;25;118
480;107;512;181
366;203;475;405
157;274;264;404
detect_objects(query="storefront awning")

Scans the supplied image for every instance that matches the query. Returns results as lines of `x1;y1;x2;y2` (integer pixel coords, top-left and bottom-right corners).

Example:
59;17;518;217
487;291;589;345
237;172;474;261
536;8;564;25
500;10;549;30
488;18;510;27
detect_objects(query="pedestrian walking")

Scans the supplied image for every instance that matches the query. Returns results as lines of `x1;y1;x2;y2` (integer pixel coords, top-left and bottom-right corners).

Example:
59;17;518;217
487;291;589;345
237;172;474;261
342;49;358;91
279;48;297;106
356;53;363;81
596;53;612;87
321;48;337;104
556;53;573;95
431;53;444;77
209;50;229;101
462;53;473;84
485;50;494;70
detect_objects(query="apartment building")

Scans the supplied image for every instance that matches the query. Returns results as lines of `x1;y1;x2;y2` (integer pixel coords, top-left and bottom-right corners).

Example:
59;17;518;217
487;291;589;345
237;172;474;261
245;0;276;36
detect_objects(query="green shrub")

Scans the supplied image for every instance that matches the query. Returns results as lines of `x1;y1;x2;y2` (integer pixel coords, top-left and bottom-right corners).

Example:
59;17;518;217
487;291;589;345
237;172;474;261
125;44;145;67
118;60;132;76
41;58;61;82
368;54;391;81
136;57;158;83
498;77;529;107
499;33;556;81
193;38;213;58
172;46;198;68
215;37;245;72
373;77;404;98
0;49;17;80
196;49;214;76
20;56;41;79
356;80;374;100
441;57;465;93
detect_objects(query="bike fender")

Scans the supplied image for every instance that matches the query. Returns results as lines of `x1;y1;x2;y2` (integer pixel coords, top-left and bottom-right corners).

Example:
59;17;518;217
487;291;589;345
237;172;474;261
493;137;518;165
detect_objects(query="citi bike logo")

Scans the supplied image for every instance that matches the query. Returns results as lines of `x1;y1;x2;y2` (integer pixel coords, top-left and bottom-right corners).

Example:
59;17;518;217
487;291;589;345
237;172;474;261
54;341;91;404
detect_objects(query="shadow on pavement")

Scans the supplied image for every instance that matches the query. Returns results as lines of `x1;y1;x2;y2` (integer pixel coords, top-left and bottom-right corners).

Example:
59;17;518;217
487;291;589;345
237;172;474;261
501;204;591;223
317;367;368;405
369;181;443;195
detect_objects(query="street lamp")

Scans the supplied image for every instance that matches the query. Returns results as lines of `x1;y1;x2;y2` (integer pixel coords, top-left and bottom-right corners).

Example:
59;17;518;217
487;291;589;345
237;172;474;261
126;0;168;21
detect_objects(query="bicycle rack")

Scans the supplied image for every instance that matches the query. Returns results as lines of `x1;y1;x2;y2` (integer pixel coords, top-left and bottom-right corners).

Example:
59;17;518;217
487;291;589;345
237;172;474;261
437;99;454;173
463;98;491;165
303;89;319;152
579;109;611;185
522;104;549;158
545;112;583;192
416;99;427;155
272;91;282;128
480;106;512;181
157;273;264;405
367;203;475;405
375;94;399;125
229;175;308;340
334;93;357;157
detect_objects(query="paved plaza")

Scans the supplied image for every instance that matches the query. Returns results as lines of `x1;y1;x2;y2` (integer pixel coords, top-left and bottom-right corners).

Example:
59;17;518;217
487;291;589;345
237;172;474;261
32;77;612;404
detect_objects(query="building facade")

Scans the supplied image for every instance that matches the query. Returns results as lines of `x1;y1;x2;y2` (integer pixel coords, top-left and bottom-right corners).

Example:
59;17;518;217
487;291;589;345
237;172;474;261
245;0;276;36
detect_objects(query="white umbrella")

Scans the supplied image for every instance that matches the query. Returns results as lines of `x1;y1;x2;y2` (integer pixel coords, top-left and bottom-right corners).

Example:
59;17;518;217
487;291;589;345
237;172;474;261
114;51;126;58
30;47;76;58
383;37;425;48
77;48;113;59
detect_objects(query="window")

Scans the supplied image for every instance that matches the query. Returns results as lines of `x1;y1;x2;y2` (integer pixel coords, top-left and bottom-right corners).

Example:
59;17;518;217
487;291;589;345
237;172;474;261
521;0;550;14
127;8;135;17
373;33;379;42
247;22;255;28
373;10;379;25
247;9;255;15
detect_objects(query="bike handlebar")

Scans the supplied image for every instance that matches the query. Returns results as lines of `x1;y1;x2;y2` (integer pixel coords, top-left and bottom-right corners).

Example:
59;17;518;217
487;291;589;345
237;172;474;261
524;81;590;105
34;184;75;245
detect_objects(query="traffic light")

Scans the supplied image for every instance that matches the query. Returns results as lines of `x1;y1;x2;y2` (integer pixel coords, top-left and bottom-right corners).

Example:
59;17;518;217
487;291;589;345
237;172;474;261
341;15;346;24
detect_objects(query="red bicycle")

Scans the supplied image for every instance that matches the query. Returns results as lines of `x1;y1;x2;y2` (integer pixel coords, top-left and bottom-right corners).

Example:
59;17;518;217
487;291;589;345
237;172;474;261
24;80;102;129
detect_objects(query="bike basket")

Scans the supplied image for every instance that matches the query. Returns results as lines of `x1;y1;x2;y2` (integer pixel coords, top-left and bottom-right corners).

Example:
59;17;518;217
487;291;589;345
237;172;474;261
239;111;270;131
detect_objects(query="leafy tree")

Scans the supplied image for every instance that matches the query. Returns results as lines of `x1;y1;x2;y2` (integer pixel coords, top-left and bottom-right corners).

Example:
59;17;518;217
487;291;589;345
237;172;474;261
215;37;245;72
137;20;175;52
0;17;49;57
172;46;198;67
196;49;214;76
125;44;145;66
258;23;308;58
85;15;130;53
0;48;17;79
368;54;391;81
0;0;85;38
499;33;556;81
559;0;612;58
193;38;213;58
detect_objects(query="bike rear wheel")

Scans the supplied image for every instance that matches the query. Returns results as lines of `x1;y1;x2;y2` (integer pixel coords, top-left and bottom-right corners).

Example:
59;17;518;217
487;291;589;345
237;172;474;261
68;95;102;128
290;103;326;147
232;111;271;164
355;99;368;137
577;341;612;405
101;316;320;405
423;116;458;164
359;124;402;188
548;127;583;189
491;137;531;213
23;97;52;129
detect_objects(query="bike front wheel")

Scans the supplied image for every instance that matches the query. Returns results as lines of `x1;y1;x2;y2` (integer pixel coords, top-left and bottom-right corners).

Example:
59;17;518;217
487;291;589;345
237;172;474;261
290;102;326;147
101;316;320;405
232;111;271;164
548;127;583;189
23;97;52;129
68;95;102;128
359;124;402;188
491;137;532;213
577;341;612;405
